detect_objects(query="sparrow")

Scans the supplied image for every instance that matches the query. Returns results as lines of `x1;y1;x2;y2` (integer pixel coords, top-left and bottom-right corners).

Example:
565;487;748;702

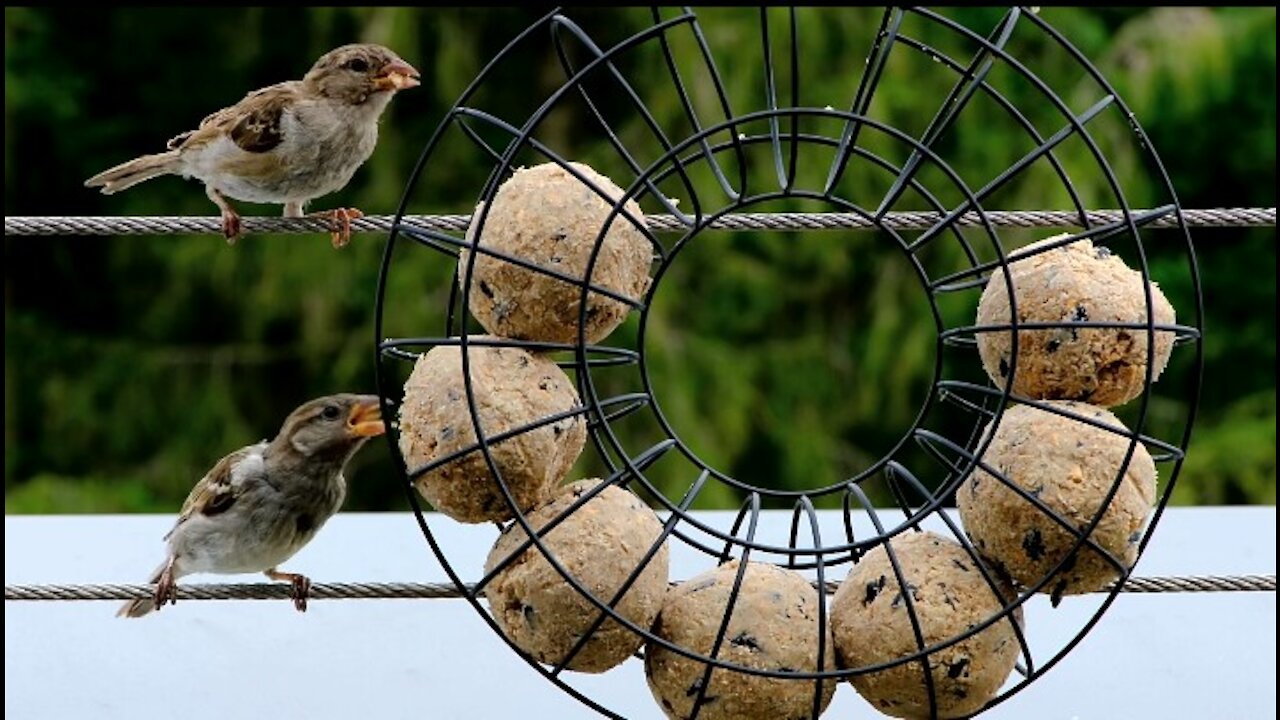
118;394;385;618
84;43;420;248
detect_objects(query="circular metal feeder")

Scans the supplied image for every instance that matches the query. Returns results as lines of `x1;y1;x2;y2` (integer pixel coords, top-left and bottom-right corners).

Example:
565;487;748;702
374;7;1203;718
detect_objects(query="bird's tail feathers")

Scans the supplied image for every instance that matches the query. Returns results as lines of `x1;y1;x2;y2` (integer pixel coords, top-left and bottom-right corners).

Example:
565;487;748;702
116;561;168;619
85;151;181;194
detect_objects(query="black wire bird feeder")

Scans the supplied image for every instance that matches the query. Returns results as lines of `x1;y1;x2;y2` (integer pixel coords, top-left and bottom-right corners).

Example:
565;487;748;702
374;7;1203;719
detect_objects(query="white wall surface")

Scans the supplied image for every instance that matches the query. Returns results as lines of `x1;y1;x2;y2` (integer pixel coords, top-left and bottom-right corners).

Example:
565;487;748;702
5;507;1276;719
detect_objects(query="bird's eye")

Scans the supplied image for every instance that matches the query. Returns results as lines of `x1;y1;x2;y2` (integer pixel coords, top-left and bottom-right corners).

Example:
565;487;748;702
344;58;369;73
321;405;342;421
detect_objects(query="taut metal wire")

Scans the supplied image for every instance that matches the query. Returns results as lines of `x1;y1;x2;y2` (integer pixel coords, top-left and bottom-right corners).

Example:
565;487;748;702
6;574;1274;602
3;208;1274;237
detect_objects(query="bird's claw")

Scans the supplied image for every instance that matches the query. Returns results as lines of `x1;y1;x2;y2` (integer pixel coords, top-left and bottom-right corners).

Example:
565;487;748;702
153;567;178;612
290;575;312;613
265;568;311;612
310;208;363;249
221;211;243;245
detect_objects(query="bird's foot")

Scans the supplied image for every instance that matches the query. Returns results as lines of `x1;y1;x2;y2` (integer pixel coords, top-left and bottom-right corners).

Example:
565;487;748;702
206;187;242;244
309;208;364;249
153;561;178;611
221;210;243;245
265;568;312;613
290;574;312;612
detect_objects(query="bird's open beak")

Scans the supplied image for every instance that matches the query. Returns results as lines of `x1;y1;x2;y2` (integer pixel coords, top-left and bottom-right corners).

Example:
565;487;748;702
375;60;421;91
347;400;386;438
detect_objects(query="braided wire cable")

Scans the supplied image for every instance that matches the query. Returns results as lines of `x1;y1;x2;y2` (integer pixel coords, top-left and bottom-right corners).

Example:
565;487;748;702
5;574;1274;602
4;207;1276;237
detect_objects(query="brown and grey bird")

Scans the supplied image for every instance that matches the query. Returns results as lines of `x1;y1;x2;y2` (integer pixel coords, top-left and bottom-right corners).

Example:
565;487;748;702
85;43;420;248
118;394;386;618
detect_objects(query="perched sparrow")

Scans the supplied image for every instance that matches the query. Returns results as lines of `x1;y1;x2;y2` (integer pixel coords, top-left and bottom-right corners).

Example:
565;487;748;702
118;394;385;618
85;44;420;248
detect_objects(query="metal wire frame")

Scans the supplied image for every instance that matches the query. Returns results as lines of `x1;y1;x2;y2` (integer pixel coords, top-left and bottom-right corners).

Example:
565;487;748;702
372;7;1205;719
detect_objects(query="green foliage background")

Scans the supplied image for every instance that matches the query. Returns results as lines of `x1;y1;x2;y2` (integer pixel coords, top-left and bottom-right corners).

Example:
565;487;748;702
5;7;1275;513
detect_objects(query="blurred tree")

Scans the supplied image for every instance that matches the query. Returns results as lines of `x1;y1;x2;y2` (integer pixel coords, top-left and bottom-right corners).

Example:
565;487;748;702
4;7;1274;513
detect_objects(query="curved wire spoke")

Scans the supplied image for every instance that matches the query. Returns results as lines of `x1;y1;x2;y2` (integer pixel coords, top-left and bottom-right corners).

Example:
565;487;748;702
757;7;802;192
448;106;666;258
909;94;1117;253
452;111;518;175
825;7;905;194
402;392;653;484
549;471;709;678
891;33;1090;230
786;8;800;189
795;496;831;720
885;465;1039;678
397;224;646;309
650;7;747;205
377;335;641;363
690;493;761;719
874;8;1024;220
548;14;695;222
760;8;784;190
928;204;1177;291
472;438;678;597
931;381;1187;461
912;427;1134;579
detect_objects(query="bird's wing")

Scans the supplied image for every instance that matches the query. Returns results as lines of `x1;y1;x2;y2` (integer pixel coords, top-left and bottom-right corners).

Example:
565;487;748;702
166;82;301;154
164;443;268;541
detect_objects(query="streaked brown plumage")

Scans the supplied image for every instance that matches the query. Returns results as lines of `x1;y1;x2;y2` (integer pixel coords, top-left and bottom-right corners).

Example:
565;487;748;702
118;394;386;618
85;44;420;248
